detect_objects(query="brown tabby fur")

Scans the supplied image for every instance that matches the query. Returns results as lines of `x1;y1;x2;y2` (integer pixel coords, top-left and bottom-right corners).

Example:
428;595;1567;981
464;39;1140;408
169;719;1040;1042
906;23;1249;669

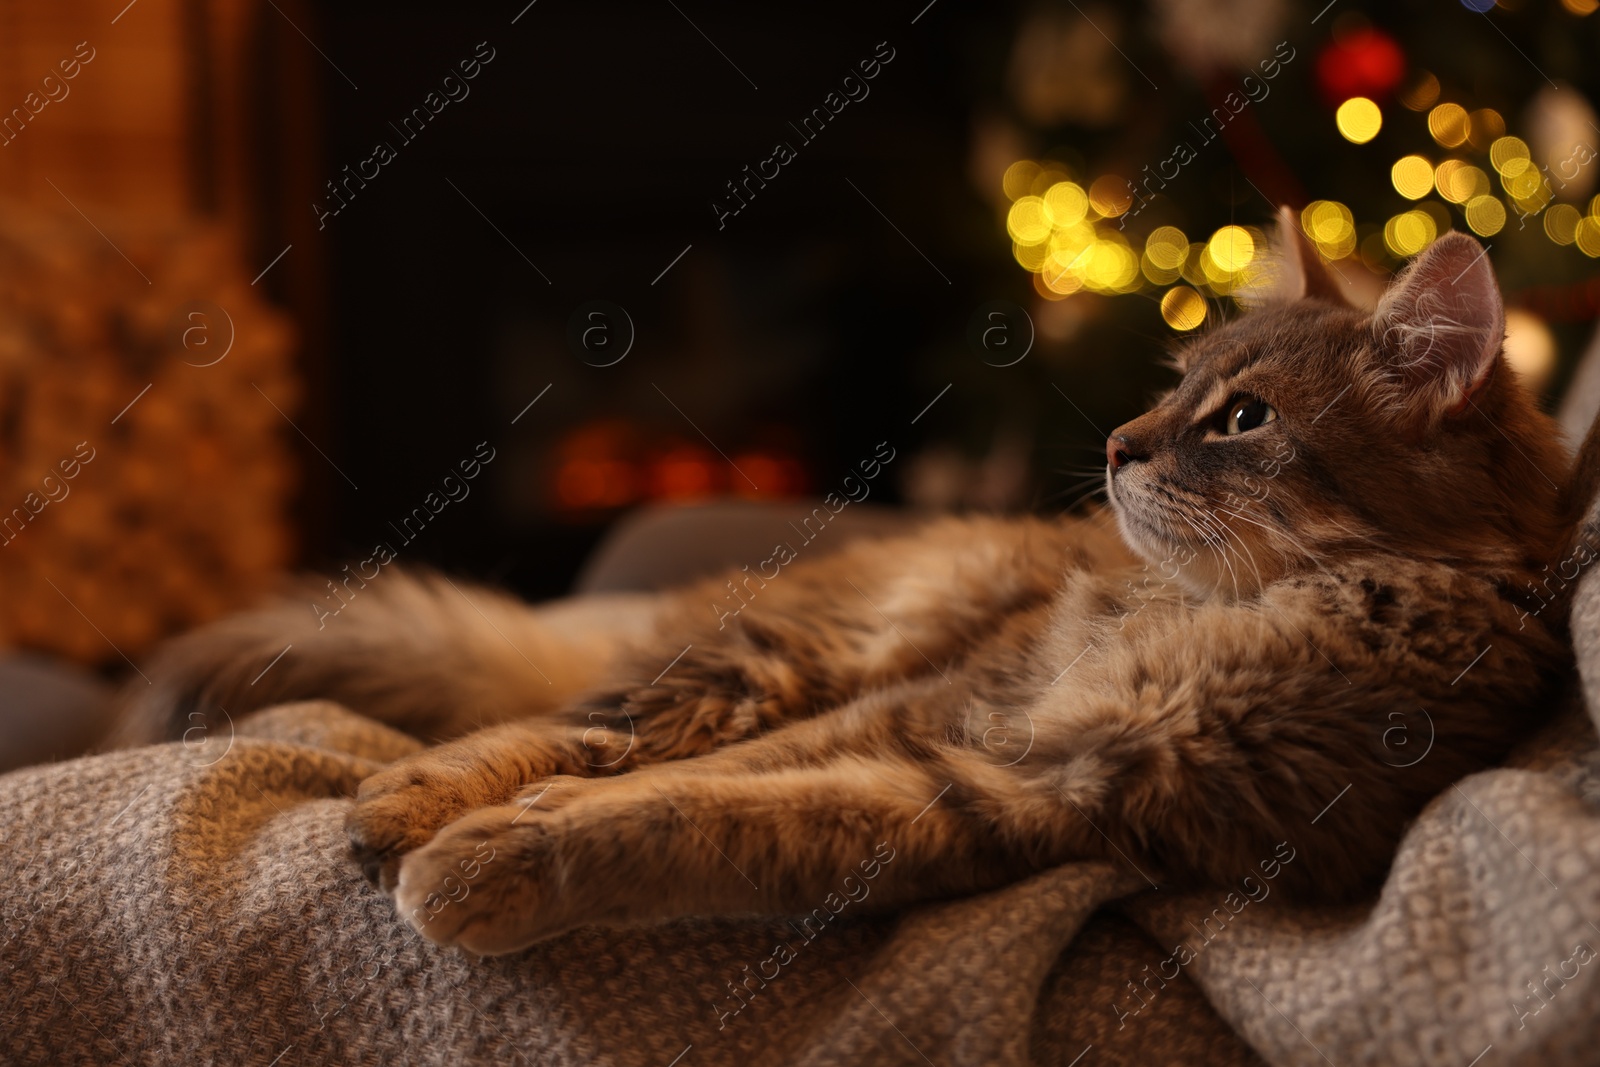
117;213;1582;955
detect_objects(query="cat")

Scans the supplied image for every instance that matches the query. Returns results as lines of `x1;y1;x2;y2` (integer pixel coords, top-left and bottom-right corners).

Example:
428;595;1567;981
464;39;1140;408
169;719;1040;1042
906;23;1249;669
117;209;1589;956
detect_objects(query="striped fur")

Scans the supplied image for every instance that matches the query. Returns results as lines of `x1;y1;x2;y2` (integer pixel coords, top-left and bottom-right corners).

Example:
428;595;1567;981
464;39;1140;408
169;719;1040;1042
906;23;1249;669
117;226;1580;954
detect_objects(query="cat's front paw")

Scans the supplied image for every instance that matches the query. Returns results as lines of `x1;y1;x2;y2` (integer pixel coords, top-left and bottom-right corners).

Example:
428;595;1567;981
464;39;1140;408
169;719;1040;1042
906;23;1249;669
392;804;574;955
346;744;522;891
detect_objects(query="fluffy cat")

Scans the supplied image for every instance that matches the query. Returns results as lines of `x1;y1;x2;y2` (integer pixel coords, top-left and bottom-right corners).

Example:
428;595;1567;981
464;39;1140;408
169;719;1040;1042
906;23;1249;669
118;211;1587;955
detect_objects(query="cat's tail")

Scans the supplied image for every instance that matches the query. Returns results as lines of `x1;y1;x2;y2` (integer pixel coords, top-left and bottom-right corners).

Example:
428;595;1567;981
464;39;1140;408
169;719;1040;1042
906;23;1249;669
107;569;661;749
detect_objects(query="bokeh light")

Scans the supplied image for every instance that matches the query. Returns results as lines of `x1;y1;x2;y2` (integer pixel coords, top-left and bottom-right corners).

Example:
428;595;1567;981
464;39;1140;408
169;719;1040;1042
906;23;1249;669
1392;155;1434;199
1499;157;1553;213
1490;136;1531;172
1576;216;1600;257
1207;226;1256;272
1160;286;1206;331
1435;160;1489;203
1464;194;1506;236
1013;241;1050;271
1545;203;1581;244
1087;175;1133;217
1384;210;1438;255
1467;108;1505;149
1302;201;1357;259
1006;196;1051;243
1428;103;1470;148
1001;160;1041;201
1503;309;1557;393
1336;97;1383;144
1399;71;1440;111
1144;226;1189;270
1043;181;1089;226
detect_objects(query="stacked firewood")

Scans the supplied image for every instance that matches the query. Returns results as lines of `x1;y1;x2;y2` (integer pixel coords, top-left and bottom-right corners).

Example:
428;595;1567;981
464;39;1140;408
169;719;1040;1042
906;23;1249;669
0;202;300;665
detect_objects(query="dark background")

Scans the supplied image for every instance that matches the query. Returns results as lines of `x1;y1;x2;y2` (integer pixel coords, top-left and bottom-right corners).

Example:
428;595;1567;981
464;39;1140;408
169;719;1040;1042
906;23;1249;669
236;0;1600;599
279;1;1140;599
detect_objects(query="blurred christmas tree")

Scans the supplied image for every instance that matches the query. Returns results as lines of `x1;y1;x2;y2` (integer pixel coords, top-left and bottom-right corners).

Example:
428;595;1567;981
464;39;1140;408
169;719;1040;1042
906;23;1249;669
906;0;1600;511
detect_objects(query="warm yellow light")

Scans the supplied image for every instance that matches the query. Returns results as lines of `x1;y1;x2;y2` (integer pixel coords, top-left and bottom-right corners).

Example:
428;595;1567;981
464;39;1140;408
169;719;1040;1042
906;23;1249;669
1299;199;1350;241
1013;241;1050;271
1302;201;1356;258
1087;175;1133;218
1392;155;1435;199
1436;161;1489;203
1199;245;1234;288
1490;136;1531;173
1048;221;1096;267
1043;182;1089;227
1500;158;1549;202
1576;217;1600;257
1041;265;1085;296
1006;196;1052;243
1034;268;1079;300
1161;286;1207;331
1030;166;1071;198
1002;160;1041;202
1504;309;1557;392
1428;103;1470;148
1208;225;1256;273
1384;210;1438;256
1468;109;1505;150
1545;204;1581;244
1144;226;1189;270
1336;97;1383;144
1076;235;1140;293
1111;242;1143;292
1465;195;1506;236
1141;252;1181;286
1560;0;1598;14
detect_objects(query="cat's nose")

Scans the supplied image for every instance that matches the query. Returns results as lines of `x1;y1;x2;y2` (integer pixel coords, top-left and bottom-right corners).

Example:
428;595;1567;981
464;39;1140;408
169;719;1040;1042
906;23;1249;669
1107;434;1145;473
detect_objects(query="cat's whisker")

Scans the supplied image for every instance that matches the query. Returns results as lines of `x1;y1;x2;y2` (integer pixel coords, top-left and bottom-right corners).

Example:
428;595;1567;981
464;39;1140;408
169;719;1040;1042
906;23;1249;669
1193;509;1261;595
1179;512;1240;599
1207;504;1295;578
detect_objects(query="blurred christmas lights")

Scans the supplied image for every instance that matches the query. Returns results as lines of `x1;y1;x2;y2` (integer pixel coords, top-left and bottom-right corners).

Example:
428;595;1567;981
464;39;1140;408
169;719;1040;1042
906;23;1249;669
998;77;1600;335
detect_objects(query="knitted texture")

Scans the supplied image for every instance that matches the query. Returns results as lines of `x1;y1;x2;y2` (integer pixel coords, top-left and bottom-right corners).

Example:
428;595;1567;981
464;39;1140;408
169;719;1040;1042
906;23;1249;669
2;693;1597;1064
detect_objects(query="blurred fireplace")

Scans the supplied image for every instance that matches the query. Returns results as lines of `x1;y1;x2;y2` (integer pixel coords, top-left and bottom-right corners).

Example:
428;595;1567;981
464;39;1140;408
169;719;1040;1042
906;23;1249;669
0;0;990;631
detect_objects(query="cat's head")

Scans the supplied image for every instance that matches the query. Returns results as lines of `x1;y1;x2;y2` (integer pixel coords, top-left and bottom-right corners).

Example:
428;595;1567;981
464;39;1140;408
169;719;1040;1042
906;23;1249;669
1105;207;1571;599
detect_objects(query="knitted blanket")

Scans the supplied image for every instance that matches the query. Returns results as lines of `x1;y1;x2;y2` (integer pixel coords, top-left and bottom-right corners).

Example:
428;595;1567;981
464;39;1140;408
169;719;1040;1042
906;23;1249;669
4;673;1598;1066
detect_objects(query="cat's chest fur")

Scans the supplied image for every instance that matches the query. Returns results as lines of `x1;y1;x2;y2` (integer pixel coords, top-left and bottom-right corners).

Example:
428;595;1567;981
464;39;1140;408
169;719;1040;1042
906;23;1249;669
1021;553;1561;716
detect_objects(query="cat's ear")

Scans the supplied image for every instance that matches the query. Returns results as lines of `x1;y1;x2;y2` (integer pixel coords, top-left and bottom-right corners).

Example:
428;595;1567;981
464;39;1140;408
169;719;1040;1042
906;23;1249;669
1371;232;1503;423
1272;205;1348;305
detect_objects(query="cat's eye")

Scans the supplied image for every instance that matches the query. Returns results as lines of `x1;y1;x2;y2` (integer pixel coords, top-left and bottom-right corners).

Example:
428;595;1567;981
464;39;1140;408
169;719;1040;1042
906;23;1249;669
1224;397;1277;436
